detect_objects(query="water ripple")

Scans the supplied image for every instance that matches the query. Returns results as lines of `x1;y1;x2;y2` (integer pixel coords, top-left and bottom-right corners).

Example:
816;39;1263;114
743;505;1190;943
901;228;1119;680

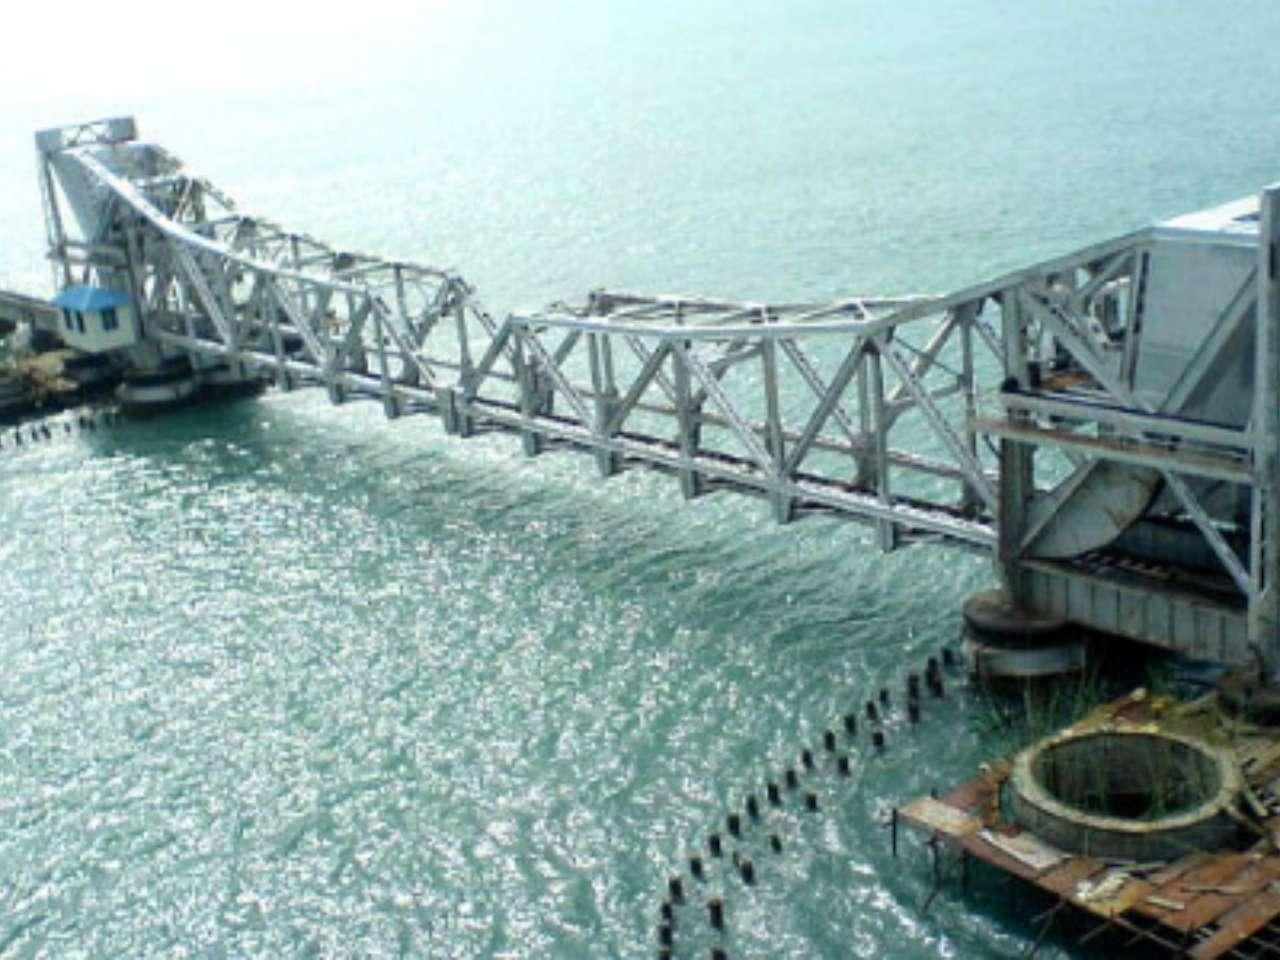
0;392;1009;958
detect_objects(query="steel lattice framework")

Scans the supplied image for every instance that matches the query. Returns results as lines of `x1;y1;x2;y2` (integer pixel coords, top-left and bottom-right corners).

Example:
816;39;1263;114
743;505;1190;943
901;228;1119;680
32;117;1280;664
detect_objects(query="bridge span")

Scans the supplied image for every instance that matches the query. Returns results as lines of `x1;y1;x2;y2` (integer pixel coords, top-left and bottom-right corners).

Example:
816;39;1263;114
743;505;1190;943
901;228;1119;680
24;116;1280;666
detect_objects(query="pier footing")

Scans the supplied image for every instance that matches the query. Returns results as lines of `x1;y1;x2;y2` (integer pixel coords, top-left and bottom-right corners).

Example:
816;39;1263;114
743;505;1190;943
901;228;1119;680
962;588;1085;681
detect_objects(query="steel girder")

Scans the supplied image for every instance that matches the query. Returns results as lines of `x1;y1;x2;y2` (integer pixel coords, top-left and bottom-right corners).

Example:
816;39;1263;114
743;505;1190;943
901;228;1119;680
35;120;1280;660
41;134;1004;555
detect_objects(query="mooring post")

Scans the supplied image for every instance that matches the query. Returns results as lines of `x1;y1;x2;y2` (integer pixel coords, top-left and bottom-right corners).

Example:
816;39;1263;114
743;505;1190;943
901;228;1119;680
921;833;944;914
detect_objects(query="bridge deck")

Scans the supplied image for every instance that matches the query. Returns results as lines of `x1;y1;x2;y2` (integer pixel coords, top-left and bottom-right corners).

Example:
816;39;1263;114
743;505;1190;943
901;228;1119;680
0;288;56;336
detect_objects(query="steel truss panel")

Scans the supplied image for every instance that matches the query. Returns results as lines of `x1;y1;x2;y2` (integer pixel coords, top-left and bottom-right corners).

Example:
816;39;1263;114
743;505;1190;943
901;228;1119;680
32;118;1280;664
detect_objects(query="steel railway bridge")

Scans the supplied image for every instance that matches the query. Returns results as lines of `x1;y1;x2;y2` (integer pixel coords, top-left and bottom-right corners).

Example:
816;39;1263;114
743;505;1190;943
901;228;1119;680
23;117;1280;666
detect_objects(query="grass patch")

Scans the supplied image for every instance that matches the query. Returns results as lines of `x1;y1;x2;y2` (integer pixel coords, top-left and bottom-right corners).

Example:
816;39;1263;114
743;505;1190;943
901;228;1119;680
972;663;1115;759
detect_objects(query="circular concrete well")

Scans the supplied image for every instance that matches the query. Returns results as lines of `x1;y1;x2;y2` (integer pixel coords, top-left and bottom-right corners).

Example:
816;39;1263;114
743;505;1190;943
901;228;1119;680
1010;729;1242;861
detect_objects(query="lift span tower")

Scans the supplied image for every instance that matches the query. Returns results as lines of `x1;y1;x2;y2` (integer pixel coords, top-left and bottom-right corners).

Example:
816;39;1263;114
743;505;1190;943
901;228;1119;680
19;116;1280;673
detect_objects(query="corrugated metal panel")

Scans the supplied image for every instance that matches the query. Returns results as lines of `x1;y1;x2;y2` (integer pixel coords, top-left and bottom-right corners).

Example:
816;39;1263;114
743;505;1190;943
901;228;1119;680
1023;561;1248;660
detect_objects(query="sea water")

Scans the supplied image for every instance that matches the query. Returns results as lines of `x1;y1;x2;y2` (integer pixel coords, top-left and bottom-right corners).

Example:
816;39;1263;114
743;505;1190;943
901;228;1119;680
1;2;1280;956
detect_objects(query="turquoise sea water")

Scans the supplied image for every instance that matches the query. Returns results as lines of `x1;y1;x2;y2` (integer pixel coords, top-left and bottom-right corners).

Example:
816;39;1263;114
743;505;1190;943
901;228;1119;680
3;2;1280;957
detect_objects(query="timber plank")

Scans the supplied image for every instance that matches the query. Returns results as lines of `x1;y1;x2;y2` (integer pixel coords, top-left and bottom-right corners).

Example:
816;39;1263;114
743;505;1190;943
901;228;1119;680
959;830;1041;882
1187;890;1280;960
1039;857;1108;897
1146;855;1257;933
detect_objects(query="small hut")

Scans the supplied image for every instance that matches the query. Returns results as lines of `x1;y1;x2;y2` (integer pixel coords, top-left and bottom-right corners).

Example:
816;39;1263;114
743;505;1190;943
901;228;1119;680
50;285;137;352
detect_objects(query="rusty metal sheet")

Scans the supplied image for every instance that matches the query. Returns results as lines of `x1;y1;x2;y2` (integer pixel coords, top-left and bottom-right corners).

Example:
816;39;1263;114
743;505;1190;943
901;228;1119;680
1131;853;1215;920
1145;852;1211;887
1169;856;1280;935
1187;890;1280;960
1157;853;1250;893
1145;854;1254;933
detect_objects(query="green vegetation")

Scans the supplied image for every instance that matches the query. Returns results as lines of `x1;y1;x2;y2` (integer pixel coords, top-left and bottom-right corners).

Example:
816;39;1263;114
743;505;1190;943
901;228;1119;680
973;664;1112;758
974;645;1188;759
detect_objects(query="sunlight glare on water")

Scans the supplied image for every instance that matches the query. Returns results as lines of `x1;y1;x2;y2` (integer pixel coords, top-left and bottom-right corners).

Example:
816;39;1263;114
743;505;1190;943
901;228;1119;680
2;2;1280;956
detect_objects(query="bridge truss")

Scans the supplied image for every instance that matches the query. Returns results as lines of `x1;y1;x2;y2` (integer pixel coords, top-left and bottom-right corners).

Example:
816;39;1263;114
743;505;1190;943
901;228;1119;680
32;117;1280;663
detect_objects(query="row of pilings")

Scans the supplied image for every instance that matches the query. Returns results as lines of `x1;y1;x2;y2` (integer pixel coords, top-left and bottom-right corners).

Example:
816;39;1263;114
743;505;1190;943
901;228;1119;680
654;648;958;959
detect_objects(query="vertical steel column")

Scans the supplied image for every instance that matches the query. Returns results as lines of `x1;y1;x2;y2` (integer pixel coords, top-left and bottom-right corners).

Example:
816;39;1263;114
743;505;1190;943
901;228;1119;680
515;329;544;457
854;347;874;489
173;255;196;340
323;286;346;405
674;341;703;499
588;332;620;477
122;223;147;332
373;301;398;419
868;343;896;550
1120;251;1148;388
601;333;617;396
37;152;71;290
997;289;1034;602
449;290;475;436
211;250;239;354
392;266;419;388
265;273;292;390
763;339;792;523
1251;185;1280;667
959;303;981;514
454;287;473;386
599;333;621;473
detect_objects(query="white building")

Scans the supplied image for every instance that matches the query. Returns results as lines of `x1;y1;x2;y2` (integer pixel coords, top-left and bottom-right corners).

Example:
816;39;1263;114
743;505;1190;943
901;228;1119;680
50;284;138;352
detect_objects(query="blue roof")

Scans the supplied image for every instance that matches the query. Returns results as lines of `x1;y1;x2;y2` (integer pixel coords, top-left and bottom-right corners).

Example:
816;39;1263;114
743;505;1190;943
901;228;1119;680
51;285;131;312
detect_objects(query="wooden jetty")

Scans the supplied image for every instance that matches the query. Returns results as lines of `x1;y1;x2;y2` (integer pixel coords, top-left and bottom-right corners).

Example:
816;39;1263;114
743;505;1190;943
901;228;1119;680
898;690;1280;958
